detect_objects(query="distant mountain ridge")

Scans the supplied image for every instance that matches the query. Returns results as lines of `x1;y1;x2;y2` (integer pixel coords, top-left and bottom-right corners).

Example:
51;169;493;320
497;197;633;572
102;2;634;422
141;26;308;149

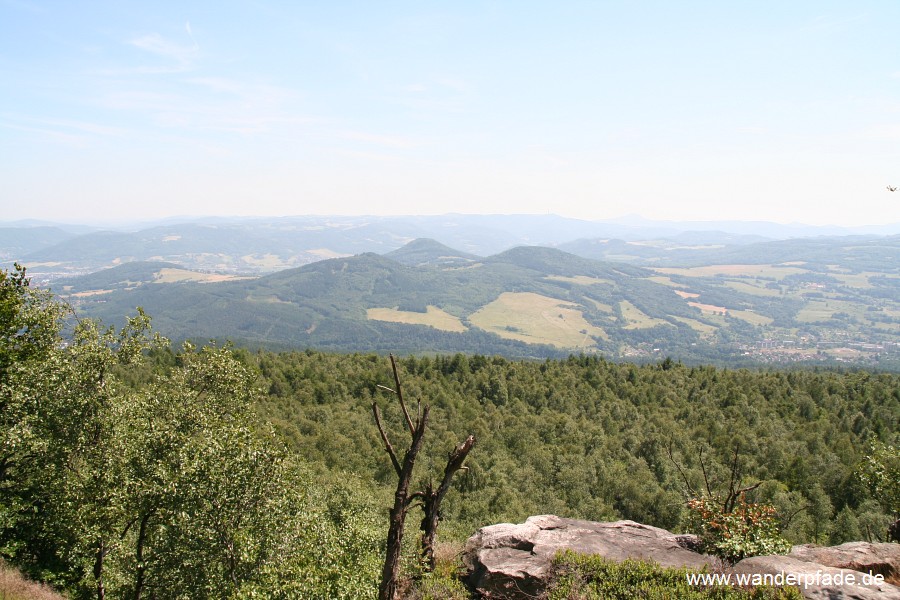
6;214;899;282
60;237;900;368
384;238;480;266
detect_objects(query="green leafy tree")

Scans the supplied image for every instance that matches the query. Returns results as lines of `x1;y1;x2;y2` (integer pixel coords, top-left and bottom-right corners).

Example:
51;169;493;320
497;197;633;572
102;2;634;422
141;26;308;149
0;268;384;598
857;436;899;518
829;507;861;545
857;436;900;541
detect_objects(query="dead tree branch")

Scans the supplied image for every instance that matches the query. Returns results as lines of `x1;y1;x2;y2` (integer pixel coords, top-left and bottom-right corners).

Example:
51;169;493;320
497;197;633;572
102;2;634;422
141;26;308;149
377;401;429;600
372;355;475;600
389;354;416;436
419;434;476;571
666;440;698;498
372;402;402;477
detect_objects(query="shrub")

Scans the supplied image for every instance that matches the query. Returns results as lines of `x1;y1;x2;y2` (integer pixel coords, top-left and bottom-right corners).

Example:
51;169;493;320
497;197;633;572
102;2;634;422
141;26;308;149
686;495;792;564
546;551;802;600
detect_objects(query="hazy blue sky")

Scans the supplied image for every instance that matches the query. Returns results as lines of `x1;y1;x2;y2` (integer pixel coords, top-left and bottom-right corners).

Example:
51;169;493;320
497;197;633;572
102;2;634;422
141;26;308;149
2;1;899;225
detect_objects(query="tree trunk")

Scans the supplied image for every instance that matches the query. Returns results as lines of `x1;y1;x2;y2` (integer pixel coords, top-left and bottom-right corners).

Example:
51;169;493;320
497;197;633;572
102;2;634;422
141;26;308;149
378;407;429;600
133;511;153;600
94;537;105;600
420;435;475;572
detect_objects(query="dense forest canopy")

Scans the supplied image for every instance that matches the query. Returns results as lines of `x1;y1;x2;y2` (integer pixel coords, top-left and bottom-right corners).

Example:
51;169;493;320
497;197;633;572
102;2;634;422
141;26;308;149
1;265;898;598
252;349;898;545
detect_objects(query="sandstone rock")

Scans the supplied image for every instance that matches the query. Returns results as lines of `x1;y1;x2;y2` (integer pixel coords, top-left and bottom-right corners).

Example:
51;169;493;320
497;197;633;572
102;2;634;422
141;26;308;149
462;515;717;599
789;542;900;584
733;555;900;600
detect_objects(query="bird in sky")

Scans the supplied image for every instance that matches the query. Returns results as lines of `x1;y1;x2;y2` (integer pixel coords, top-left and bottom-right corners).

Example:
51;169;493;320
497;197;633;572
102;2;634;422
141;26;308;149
888;186;897;192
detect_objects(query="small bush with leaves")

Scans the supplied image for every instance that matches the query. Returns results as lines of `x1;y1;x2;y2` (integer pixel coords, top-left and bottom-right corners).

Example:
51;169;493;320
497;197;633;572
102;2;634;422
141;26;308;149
687;495;792;564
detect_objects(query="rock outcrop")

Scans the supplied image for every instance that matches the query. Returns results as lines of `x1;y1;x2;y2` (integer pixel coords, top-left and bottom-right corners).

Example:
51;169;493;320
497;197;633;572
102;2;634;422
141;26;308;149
788;542;900;584
462;515;717;599
733;555;900;600
462;515;900;599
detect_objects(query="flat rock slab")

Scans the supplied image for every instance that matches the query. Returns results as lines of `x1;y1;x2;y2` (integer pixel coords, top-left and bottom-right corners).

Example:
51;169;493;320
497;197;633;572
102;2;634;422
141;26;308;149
734;555;900;600
463;515;717;599
789;542;900;584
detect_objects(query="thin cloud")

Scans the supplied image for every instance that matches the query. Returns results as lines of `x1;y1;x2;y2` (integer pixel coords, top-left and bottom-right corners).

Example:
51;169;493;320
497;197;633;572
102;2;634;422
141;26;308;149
339;130;416;148
97;81;318;137
129;32;198;72
801;12;869;35
0;114;130;148
12;115;127;136
185;21;199;50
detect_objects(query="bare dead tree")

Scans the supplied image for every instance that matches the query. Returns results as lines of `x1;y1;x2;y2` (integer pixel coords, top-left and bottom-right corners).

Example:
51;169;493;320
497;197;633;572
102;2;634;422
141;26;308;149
416;434;476;571
666;441;761;513
373;354;475;600
373;355;428;600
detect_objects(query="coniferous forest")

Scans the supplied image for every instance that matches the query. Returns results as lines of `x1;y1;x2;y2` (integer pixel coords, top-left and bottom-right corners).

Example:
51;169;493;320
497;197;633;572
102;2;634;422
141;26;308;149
1;265;898;598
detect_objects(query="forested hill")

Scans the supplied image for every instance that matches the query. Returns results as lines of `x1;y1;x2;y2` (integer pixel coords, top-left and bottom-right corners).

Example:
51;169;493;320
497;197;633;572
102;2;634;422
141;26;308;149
60;239;900;368
254;350;898;548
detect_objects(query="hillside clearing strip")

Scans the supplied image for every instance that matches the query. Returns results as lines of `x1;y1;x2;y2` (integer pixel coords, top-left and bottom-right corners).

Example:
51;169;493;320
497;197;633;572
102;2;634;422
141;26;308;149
367;305;468;333
469;292;607;347
654;264;808;279
619;300;671;329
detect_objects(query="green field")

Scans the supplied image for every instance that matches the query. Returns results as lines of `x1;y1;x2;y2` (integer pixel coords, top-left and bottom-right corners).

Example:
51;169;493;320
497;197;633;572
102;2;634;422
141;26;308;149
619;300;671;330
729;309;774;326
156;268;245;284
795;299;858;323
724;280;782;297
469;292;607;348
672;315;718;335
646;275;683;288
545;274;613;286
655;264;808;280
366;305;468;332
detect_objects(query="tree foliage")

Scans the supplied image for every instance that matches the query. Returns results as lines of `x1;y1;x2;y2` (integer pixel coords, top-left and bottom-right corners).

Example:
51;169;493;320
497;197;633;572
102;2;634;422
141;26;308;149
255;351;898;546
0;267;383;599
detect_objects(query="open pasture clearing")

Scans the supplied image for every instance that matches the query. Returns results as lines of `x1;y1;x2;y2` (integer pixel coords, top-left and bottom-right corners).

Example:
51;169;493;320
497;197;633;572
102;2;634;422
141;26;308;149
645;275;683;288
240;254;290;269
307;248;346;259
654;264;808;280
724;280;782;297
247;295;293;305
729;309;774;326
545;275;613;286
585;298;614;313
823;271;899;289
674;290;700;299
69;289;114;298
619;300;671;329
469;292;607;347
367;305;468;332
688;301;728;315
795;299;868;323
155;268;247;284
22;261;63;268
672;316;718;335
